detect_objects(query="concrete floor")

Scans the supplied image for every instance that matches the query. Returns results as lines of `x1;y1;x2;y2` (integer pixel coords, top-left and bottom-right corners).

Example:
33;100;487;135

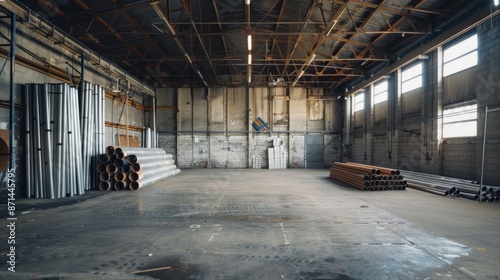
1;169;499;280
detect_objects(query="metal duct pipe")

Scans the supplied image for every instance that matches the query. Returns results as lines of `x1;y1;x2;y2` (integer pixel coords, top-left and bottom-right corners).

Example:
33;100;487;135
131;160;176;172
40;84;55;199
114;147;166;157
106;164;118;174
52;84;65;198
129;165;178;182
106;146;115;156
121;164;131;174
114;172;127;182
99;181;112;191
100;172;112;182
333;162;380;175
114;158;128;167
99;154;110;163
114;181;128;191
126;153;173;164
145;127;152;148
24;85;33;198
407;182;450;196
129;169;181;190
346;162;400;176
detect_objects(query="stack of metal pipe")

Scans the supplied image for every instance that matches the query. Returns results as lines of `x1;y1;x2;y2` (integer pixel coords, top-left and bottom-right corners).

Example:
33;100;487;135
23;83;104;198
329;162;407;191
401;170;500;202
98;146;180;191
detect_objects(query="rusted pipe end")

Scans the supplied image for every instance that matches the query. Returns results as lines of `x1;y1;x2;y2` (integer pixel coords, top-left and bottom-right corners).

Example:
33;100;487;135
99;172;111;181
131;163;141;172
114;181;127;191
106;164;118;174
99;181;112;191
98;154;110;163
127;155;138;164
105;146;115;156
130;181;140;191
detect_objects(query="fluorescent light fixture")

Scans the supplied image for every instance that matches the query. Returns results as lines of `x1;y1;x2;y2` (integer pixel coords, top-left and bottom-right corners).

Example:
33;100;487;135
326;20;338;36
292;80;298;87
184;53;193;64
248;73;252;83
203;81;208;87
197;71;203;79
298;70;305;79
306;54;316;66
247;35;252;51
151;3;176;36
245;0;250;5
495;0;499;6
248;54;252;65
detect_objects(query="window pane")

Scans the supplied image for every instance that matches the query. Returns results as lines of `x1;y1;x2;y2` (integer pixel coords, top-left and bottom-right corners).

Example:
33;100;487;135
444;34;477;63
442;104;477;138
402;63;422;82
402;76;422;93
443;104;477;123
374;81;388;94
353;92;365;112
354;92;364;104
374;91;388;104
443;51;478;77
443;121;477;138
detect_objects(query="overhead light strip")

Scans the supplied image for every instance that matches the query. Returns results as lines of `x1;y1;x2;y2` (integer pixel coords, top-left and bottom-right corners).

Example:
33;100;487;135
248;54;252;65
247;35;252;51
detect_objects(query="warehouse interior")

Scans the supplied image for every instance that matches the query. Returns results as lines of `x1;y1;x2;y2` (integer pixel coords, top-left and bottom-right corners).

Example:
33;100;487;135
0;0;499;279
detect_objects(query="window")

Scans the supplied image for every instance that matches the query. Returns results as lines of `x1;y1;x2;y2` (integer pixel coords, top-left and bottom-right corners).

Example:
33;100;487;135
443;34;478;77
402;63;422;93
443;103;477;138
373;80;388;104
353;92;365;112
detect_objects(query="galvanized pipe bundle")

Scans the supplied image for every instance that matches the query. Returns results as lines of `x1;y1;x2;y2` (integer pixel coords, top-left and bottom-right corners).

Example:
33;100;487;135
80;83;105;192
400;170;500;202
329;162;407;191
98;146;180;191
24;83;103;198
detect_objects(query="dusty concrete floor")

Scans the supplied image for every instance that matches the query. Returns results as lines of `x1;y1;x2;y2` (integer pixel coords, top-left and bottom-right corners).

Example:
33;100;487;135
1;169;499;279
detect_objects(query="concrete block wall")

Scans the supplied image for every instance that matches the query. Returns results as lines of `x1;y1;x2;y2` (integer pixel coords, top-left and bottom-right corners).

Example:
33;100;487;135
0;16;150;194
156;87;342;169
343;15;500;185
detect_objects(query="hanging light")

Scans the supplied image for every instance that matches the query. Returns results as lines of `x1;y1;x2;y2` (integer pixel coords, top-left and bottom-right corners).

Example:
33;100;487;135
245;0;250;5
494;0;499;6
248;54;252;65
247;35;252;51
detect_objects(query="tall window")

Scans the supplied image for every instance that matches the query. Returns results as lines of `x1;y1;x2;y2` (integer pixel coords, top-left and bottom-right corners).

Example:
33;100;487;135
402;62;422;93
373;80;388;104
443;103;477;138
353;92;365;112
443;34;478;77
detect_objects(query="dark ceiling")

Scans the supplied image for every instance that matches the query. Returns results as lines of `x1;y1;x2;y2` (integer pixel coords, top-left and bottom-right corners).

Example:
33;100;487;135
14;0;484;90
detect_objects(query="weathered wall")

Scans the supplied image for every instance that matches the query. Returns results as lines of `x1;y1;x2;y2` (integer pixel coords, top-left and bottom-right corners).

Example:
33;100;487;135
343;17;500;185
157;87;342;169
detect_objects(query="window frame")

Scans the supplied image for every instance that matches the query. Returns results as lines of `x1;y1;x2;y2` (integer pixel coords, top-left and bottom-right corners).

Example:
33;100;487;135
442;102;478;138
353;91;365;112
401;62;423;93
373;80;388;104
443;34;478;77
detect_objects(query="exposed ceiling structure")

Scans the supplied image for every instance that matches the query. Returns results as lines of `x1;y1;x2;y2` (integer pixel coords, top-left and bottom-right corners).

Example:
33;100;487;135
15;0;485;90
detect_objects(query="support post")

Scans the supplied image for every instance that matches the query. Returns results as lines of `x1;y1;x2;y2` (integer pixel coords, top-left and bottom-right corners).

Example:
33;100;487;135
9;14;16;171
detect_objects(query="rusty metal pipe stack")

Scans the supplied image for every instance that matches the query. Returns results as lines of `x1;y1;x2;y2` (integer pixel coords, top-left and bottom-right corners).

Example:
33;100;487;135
329;162;407;191
98;146;180;191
